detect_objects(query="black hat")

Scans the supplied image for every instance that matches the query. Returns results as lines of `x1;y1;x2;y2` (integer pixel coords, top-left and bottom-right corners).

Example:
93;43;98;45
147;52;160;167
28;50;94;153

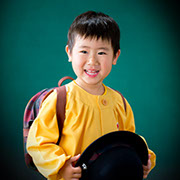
75;131;148;180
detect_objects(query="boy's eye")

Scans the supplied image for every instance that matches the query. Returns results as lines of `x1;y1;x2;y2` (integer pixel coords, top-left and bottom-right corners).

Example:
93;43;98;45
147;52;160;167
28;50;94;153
80;50;88;54
98;52;106;55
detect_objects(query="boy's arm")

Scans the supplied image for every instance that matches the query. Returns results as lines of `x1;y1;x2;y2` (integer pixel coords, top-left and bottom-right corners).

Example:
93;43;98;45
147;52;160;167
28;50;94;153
26;91;71;180
123;98;156;171
140;136;156;171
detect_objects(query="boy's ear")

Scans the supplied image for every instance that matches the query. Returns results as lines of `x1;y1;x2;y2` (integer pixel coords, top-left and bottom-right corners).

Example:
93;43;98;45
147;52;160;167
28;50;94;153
65;45;72;62
112;49;121;65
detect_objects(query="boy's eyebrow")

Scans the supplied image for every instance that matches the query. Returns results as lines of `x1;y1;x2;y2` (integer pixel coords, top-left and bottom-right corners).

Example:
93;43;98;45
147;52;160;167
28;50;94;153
79;45;110;51
98;47;110;51
79;45;90;49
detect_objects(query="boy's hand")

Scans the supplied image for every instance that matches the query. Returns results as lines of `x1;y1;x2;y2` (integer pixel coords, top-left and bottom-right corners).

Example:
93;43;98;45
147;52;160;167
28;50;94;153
143;154;151;179
60;154;82;180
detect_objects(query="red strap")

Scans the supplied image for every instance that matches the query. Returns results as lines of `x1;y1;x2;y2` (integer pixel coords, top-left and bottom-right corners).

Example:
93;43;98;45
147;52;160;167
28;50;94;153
58;76;74;87
115;90;127;113
56;86;66;145
56;76;74;144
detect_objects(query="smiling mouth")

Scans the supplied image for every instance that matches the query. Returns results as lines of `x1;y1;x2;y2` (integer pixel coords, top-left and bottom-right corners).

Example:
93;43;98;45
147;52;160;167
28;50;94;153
84;70;100;77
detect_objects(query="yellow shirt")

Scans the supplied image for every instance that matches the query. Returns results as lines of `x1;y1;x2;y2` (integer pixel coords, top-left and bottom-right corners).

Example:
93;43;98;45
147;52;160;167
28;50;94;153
27;81;156;180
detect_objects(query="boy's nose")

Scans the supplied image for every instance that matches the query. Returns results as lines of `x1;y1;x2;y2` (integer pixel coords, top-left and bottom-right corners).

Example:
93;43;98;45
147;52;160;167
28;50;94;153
87;56;99;66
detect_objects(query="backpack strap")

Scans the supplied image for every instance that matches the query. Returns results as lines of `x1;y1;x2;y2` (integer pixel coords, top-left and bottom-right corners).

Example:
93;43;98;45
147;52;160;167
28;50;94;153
115;90;127;113
56;76;74;145
58;76;74;87
56;86;66;145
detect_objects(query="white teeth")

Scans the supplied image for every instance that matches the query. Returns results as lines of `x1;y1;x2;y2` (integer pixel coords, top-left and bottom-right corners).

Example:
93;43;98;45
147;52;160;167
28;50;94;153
86;71;97;75
85;70;99;75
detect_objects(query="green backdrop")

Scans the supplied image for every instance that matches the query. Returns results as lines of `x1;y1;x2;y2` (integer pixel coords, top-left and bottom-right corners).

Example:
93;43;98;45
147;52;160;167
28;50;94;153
1;0;179;179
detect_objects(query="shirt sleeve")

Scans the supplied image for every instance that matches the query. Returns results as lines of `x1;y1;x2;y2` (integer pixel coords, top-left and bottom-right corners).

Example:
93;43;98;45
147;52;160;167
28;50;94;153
123;98;156;171
140;136;156;171
26;90;71;180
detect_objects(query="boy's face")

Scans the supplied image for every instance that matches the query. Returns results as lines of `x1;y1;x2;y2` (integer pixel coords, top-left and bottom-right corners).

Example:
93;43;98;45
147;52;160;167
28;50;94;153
66;35;120;90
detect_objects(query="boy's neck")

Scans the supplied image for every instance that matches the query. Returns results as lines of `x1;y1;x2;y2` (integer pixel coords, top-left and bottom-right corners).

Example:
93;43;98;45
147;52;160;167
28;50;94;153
75;79;105;95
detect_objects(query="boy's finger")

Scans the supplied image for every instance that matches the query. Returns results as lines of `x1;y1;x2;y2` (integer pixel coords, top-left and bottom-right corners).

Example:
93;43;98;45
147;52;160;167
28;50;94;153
142;165;149;171
70;154;81;163
73;166;82;174
72;172;82;179
143;174;148;179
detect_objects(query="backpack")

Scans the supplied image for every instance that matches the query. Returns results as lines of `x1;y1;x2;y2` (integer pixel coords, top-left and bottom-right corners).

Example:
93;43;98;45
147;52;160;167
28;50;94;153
23;76;127;171
23;76;74;170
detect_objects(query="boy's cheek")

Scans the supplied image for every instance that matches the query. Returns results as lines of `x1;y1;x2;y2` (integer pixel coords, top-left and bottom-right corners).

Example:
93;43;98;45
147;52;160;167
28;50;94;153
101;63;112;74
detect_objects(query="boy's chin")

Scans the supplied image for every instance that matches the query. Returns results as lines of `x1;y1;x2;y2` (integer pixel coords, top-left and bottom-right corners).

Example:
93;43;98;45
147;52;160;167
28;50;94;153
83;78;104;86
77;77;103;86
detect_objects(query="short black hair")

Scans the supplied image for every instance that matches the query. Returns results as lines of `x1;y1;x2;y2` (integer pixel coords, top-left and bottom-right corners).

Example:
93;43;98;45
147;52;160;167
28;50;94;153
67;11;120;56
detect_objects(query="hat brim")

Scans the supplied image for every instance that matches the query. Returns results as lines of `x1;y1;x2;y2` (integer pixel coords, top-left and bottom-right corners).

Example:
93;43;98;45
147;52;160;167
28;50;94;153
75;131;148;179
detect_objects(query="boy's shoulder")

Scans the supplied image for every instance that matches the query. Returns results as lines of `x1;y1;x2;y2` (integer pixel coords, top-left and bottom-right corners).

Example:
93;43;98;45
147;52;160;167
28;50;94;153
65;82;127;110
65;81;125;100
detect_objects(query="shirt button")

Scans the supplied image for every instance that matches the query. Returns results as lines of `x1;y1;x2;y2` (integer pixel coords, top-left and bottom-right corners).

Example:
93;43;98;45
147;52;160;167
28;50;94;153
102;99;107;106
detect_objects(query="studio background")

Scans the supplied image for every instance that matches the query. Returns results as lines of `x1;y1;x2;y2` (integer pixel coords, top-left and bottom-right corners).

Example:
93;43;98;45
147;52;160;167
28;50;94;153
0;0;179;179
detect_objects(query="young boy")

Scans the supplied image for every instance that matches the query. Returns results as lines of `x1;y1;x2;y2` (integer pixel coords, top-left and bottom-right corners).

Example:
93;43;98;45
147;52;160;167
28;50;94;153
27;11;156;180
